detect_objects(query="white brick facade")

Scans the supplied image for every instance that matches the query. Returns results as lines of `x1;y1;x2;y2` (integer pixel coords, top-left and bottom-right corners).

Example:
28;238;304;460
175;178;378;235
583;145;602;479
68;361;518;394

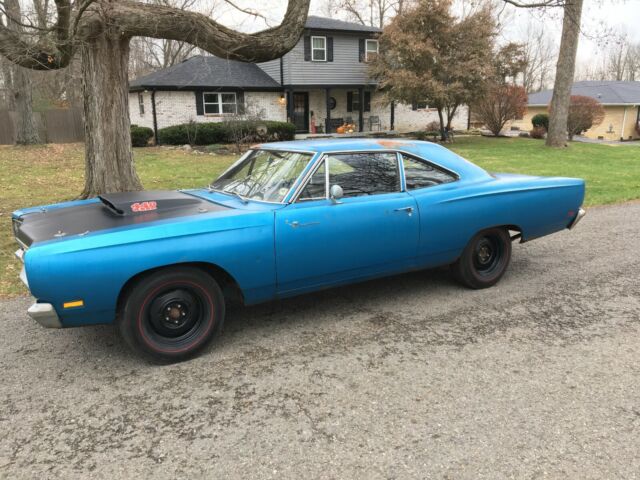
129;89;468;134
129;91;287;131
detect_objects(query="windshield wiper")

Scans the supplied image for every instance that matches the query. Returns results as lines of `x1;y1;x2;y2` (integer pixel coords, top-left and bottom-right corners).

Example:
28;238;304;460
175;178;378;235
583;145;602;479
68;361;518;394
207;186;248;204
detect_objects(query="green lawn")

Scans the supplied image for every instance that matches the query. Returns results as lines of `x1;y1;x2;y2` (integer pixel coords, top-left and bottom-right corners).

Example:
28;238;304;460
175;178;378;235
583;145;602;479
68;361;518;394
450;136;640;207
1;136;638;297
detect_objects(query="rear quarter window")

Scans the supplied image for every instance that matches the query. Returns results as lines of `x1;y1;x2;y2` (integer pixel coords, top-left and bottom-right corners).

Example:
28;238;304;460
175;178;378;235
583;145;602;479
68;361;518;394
401;153;456;190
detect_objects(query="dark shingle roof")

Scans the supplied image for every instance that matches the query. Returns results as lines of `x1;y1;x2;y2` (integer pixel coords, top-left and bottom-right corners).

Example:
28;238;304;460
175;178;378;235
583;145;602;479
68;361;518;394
305;15;381;33
129;55;281;90
528;81;640;105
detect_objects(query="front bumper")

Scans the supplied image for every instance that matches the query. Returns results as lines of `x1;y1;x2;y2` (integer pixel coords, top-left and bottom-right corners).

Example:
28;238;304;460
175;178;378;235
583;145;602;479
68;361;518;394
27;302;63;328
16;248;63;328
568;208;586;230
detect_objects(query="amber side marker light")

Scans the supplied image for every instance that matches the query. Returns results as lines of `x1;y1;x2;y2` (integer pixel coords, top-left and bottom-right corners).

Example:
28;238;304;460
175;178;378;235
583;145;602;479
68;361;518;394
63;300;84;309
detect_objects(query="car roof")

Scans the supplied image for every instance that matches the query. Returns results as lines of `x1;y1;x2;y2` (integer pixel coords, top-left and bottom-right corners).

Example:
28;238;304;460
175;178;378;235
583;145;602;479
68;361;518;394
257;138;490;181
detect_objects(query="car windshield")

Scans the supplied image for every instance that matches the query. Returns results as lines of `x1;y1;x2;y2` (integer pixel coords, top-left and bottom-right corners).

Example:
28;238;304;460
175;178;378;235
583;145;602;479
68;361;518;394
210;150;313;203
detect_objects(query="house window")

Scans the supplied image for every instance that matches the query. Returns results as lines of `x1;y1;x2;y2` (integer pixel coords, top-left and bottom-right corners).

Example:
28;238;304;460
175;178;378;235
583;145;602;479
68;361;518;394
203;92;237;115
138;93;145;115
311;36;327;62
365;39;378;61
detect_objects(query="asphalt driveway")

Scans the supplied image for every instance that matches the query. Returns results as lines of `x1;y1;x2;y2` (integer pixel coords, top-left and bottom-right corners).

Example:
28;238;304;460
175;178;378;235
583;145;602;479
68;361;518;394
1;202;639;479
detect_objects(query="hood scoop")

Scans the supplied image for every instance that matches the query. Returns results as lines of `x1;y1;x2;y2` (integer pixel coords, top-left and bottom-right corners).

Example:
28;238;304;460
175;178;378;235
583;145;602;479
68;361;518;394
98;191;203;216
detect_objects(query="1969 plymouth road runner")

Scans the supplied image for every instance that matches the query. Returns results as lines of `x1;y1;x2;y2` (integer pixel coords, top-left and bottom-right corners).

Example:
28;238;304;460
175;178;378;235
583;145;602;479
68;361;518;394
13;139;586;362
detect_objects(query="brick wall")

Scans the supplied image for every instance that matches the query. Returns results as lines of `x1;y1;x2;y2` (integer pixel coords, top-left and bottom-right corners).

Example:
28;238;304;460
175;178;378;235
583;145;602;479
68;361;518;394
128;90;287;131
129;89;469;134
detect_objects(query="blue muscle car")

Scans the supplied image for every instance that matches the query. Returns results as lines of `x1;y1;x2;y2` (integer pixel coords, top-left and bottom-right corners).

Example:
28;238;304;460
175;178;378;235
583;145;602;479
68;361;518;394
12;139;586;361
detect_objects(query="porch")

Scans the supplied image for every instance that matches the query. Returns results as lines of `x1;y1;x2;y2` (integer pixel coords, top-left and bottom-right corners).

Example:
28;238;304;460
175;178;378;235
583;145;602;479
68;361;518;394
284;86;395;134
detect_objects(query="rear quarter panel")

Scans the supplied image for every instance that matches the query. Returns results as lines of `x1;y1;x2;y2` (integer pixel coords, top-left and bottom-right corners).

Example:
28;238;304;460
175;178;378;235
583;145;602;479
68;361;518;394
410;174;585;265
24;210;276;326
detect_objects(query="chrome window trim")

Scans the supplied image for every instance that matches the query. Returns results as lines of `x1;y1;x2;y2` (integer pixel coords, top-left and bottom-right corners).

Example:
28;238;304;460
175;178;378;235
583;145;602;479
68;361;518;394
285;149;460;203
211;148;317;205
289;150;412;203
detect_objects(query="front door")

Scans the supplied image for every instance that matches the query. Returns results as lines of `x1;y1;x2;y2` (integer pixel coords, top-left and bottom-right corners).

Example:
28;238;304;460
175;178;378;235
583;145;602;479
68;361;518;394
274;152;419;295
292;92;309;133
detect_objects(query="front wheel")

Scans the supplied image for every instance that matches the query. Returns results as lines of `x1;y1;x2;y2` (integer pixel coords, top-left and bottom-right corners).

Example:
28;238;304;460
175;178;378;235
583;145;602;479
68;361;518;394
118;267;225;362
452;228;512;289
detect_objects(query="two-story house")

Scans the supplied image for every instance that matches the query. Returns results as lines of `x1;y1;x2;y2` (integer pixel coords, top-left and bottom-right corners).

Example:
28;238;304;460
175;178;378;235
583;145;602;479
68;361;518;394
129;16;469;138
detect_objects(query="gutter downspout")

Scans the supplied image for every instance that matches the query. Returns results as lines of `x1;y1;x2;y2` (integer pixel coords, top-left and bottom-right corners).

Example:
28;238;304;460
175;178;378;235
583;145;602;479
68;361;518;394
151;90;159;146
620;106;628;141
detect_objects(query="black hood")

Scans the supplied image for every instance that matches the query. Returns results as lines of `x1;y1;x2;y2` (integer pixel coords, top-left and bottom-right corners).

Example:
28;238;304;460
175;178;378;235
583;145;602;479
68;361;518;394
14;191;230;248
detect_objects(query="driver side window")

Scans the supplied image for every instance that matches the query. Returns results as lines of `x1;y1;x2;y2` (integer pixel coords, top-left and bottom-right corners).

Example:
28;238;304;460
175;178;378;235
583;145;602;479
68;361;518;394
327;153;400;198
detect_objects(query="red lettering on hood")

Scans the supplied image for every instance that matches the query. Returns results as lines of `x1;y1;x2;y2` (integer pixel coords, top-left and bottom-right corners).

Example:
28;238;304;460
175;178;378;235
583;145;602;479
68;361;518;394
131;201;157;212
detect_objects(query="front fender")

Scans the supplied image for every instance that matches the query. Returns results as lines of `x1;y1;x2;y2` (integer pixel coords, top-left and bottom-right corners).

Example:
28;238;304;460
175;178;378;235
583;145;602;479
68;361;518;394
25;212;276;327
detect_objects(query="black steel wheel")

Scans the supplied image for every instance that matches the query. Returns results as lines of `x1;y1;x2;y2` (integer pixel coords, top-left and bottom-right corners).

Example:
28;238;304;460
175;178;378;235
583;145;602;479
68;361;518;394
452;228;512;289
118;266;224;362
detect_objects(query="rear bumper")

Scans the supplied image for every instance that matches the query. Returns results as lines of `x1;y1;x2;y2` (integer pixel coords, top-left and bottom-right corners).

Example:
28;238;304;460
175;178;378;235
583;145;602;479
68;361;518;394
568;208;586;230
27;302;63;329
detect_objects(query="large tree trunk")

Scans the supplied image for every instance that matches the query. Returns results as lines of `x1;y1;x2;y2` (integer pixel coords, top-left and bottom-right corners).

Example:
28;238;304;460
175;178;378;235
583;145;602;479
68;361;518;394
546;0;583;147
12;65;41;145
5;0;41;145
80;31;142;198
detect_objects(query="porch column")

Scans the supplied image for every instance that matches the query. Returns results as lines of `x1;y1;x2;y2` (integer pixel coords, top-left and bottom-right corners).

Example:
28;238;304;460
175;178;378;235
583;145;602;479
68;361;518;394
390;100;395;131
358;86;364;132
325;88;331;133
286;88;294;124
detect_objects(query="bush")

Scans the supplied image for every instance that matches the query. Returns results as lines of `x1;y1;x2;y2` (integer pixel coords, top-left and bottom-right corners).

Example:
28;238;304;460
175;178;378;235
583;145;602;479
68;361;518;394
130;125;154;147
157;120;296;146
531;113;549;131
473;83;528;136
566;95;605;140
530;126;546;139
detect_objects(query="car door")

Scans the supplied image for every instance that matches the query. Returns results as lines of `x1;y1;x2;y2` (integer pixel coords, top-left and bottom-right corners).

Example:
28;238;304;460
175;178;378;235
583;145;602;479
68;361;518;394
274;152;419;296
400;152;464;267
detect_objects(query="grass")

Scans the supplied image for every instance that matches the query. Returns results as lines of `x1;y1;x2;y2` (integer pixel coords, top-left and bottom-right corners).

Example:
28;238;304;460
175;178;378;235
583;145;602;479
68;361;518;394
449;136;640;207
1;136;638;297
0;144;236;297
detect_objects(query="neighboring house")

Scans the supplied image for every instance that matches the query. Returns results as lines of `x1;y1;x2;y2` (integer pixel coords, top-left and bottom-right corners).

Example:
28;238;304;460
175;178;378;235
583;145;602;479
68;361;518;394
129;16;468;138
510;81;640;141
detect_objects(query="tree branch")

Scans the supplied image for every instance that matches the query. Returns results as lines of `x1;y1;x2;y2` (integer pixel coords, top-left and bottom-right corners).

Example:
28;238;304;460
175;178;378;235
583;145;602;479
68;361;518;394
108;0;310;62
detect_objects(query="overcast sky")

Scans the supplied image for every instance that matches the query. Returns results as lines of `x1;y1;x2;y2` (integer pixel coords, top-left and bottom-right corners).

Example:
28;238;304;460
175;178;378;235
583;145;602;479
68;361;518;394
217;0;640;65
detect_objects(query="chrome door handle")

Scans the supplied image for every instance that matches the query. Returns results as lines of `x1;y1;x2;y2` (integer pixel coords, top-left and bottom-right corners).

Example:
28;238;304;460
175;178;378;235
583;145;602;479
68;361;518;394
286;220;320;228
394;206;414;216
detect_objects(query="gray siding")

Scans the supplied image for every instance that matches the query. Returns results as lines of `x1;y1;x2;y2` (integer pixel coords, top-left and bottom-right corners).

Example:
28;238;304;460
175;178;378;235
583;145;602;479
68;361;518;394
257;59;281;83
286;32;374;85
256;32;376;86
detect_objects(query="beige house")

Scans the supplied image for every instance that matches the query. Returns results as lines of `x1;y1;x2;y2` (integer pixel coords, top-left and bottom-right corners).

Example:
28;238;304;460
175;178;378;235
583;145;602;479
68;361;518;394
510;81;640;141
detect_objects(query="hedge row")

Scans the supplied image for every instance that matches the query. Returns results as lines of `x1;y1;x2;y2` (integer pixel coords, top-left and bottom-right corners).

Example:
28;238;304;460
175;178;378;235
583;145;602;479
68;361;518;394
157;121;296;146
131;125;154;147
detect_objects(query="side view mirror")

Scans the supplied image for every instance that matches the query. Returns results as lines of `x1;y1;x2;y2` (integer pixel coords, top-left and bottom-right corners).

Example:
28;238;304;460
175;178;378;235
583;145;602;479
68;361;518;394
329;184;344;203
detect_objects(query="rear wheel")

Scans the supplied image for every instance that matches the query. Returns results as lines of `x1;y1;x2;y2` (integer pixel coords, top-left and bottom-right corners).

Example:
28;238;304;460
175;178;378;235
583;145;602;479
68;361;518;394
118;267;224;362
452;228;512;289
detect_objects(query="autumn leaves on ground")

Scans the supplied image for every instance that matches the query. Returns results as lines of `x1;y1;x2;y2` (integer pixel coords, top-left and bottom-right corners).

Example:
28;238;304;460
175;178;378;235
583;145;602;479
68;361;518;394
1;136;639;297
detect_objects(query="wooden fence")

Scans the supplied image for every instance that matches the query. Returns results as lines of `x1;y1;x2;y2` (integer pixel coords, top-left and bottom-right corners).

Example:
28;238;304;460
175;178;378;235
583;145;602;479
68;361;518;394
0;108;84;144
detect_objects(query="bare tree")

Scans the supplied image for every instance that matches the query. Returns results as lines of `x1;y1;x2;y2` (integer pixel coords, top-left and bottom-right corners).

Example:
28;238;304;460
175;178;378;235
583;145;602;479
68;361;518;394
129;0;219;78
2;0;41;144
500;0;584;147
0;0;310;197
330;0;412;28
520;21;556;92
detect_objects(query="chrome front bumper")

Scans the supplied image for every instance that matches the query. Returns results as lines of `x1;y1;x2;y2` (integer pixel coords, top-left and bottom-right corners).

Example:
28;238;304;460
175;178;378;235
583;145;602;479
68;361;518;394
568;208;586;230
28;303;63;328
16;248;63;328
